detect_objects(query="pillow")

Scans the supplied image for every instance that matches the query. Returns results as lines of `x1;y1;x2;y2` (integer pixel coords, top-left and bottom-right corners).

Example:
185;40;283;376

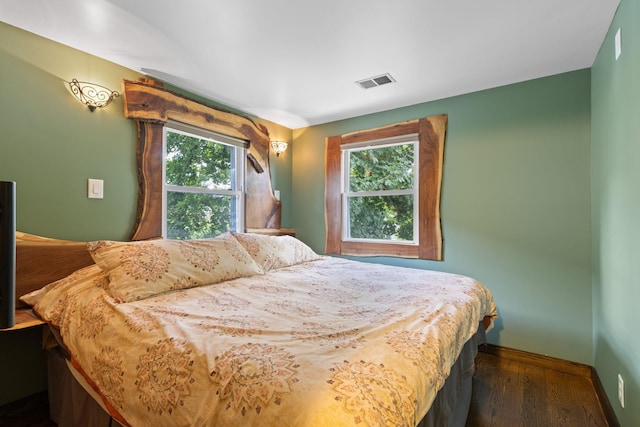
87;232;263;302
20;264;108;327
230;232;321;271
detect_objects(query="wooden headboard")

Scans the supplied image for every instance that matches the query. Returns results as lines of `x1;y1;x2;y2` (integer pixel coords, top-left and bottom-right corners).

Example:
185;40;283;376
15;232;94;307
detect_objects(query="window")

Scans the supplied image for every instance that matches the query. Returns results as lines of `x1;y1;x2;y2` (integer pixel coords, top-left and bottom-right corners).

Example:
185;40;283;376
123;79;280;242
325;115;447;260
342;135;419;244
163;122;246;239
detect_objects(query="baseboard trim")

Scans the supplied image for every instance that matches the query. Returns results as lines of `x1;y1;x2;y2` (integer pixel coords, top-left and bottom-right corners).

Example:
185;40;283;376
479;344;620;427
590;367;621;427
478;343;592;377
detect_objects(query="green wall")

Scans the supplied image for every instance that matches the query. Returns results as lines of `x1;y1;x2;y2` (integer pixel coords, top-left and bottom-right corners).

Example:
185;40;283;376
591;0;639;425
0;24;140;242
292;71;594;365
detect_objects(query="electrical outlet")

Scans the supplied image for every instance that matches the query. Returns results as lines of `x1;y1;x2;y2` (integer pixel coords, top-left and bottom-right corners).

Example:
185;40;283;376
618;374;625;408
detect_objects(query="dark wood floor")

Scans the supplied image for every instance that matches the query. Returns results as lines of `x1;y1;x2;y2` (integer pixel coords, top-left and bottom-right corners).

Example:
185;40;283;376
0;391;55;427
467;347;613;427
1;346;615;427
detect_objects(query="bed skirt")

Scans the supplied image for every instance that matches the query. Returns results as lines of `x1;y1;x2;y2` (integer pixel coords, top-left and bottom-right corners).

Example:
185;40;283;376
47;323;486;427
417;323;486;427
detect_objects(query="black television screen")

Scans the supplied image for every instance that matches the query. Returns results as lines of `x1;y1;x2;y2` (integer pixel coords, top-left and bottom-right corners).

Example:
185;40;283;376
0;181;16;329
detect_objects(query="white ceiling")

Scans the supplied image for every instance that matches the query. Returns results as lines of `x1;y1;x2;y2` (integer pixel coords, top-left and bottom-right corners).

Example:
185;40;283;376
1;0;620;129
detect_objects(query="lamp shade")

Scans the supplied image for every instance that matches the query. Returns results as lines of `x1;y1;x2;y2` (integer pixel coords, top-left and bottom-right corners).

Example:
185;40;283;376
271;140;288;156
68;79;119;111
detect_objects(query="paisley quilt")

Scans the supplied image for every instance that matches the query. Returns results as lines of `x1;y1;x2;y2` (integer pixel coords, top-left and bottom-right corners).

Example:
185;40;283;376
24;235;497;427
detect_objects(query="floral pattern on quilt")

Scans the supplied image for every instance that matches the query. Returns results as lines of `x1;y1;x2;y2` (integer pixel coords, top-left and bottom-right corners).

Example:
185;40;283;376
27;256;497;427
197;315;268;337
264;299;321;317
121;242;171;281
291;322;363;349
124;307;165;332
197;292;251;311
386;331;437;371
328;360;416;426
136;338;195;415
78;295;114;338
91;346;126;410
179;242;220;272
210;343;299;415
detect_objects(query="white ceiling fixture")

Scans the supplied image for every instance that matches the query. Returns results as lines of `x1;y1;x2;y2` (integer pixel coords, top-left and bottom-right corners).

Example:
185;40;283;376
0;0;620;129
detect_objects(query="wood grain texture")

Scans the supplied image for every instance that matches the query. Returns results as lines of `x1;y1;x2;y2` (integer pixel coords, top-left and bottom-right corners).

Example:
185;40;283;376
131;121;164;241
591;369;621;427
122;79;281;240
339;241;419;258
245;228;296;236
467;345;617;427
324;135;342;254
418;115;446;260
479;343;593;377
2;308;44;330
15;232;94;307
341;120;419;145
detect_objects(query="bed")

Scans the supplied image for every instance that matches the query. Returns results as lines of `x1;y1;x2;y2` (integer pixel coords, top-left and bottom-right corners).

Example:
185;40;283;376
16;231;497;427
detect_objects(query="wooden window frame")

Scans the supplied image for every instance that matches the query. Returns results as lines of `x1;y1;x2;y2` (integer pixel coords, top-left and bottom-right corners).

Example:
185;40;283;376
121;79;281;241
325;115;447;260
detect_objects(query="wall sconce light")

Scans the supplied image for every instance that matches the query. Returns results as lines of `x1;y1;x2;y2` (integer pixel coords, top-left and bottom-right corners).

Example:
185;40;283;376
67;78;119;112
271;140;288;156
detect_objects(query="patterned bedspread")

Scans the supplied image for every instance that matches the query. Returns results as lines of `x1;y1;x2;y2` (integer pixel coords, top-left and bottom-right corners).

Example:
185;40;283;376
27;256;496;426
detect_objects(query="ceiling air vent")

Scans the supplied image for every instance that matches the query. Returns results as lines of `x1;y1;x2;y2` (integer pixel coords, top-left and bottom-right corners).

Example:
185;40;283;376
356;73;396;89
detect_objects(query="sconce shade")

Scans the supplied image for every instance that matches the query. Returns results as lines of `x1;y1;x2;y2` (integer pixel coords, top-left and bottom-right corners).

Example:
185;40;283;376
271;140;288;156
68;79;119;111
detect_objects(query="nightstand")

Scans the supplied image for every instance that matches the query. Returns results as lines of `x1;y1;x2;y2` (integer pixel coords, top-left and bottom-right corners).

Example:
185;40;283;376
0;308;44;331
245;228;296;237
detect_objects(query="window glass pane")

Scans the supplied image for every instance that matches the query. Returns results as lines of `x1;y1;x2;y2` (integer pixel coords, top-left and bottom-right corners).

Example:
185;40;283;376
348;194;414;241
348;143;414;192
166;192;236;240
166;130;233;190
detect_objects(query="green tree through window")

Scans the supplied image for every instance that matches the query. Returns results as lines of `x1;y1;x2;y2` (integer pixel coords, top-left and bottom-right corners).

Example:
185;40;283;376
165;127;244;239
346;142;416;241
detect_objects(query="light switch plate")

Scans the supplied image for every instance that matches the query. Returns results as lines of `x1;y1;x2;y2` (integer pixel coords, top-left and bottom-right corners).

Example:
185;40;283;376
88;178;104;199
